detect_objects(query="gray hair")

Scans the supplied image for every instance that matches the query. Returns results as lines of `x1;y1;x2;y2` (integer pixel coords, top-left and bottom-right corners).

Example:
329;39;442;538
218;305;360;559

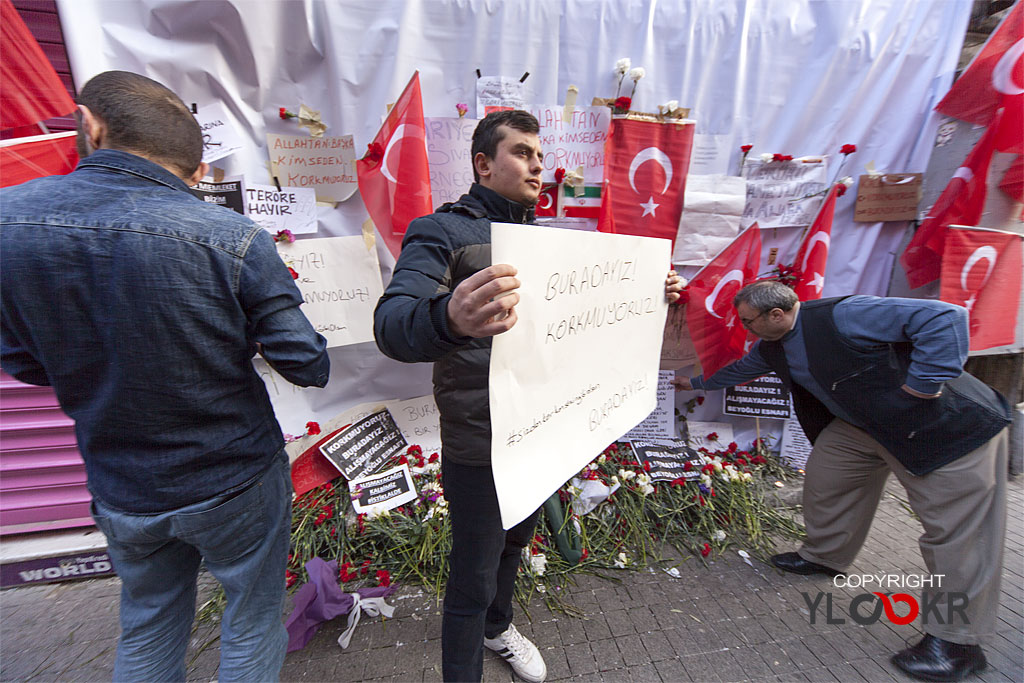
733;280;798;312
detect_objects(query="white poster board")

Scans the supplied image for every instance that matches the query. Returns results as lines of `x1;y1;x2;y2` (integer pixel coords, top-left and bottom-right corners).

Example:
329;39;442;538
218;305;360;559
741;159;828;228
475;75;525;117
195;101;245;164
425;117;477;209
245;183;318;235
672;174;747;266
387;394;443;457
266;133;357;202
623;371;677;443
275;236;383;348
490;222;671;528
526;105;611;183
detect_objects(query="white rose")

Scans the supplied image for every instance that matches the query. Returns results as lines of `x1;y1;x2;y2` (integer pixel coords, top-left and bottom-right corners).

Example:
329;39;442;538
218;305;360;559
615;58;631;75
529;552;547;576
760;153;774;163
665;99;679;113
713;530;726;541
628;67;646;81
701;474;712;486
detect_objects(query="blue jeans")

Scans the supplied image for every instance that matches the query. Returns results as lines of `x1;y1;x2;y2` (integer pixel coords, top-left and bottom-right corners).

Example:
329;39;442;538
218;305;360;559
90;452;292;682
441;458;541;682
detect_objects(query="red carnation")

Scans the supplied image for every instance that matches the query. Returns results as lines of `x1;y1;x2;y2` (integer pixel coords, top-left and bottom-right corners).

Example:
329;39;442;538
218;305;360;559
288;267;299;280
696;396;705;405
554;167;566;184
701;543;711;557
614;96;632;111
706;432;718;441
306;421;321;436
376;569;391;587
836;183;848;197
740;144;753;153
580;548;589;561
428;452;439;463
279;107;294;120
840;143;857;155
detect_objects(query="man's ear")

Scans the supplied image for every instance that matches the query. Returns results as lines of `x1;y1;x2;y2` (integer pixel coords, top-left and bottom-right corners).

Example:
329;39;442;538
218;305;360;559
473;152;492;181
78;105;105;150
187;162;210;186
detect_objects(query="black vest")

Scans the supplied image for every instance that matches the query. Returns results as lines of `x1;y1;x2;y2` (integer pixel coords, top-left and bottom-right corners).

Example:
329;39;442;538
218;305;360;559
759;298;1010;475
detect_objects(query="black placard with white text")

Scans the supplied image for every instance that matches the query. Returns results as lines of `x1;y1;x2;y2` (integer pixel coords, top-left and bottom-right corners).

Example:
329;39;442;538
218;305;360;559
630;440;705;482
318;409;407;480
724;373;792;420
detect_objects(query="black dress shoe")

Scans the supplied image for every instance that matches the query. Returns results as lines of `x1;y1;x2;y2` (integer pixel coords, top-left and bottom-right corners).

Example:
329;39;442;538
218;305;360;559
891;634;987;682
770;551;843;577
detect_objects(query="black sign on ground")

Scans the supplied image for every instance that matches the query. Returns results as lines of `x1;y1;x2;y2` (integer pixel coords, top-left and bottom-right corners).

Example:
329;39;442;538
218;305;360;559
319;409;408;480
630;440;705;482
191;178;245;214
723;373;792;420
349;464;417;513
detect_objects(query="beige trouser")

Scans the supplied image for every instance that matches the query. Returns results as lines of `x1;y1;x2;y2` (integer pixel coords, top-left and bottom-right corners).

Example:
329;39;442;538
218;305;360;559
798;419;1008;645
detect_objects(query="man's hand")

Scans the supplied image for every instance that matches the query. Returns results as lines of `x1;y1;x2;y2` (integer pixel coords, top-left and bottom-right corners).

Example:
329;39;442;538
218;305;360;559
665;270;684;303
670;377;693;391
901;384;941;399
447;264;520;338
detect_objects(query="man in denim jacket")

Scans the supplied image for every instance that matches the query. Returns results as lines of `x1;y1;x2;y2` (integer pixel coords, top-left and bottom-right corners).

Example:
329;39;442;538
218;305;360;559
1;71;329;681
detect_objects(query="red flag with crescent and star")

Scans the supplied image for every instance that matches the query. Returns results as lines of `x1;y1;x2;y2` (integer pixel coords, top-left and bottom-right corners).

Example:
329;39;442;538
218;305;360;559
935;1;1023;154
791;184;840;301
684;224;763;378
940;226;1023;351
597;117;695;247
900;109;1004;289
356;72;433;259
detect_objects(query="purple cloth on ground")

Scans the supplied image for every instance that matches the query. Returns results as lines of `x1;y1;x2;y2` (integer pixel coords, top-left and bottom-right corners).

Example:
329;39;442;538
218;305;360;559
285;557;397;652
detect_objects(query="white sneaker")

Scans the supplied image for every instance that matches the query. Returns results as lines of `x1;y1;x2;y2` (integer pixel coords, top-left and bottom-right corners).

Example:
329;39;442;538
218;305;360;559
484;623;547;682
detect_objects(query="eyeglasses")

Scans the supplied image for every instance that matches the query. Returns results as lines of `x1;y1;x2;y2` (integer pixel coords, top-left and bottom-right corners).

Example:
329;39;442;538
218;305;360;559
739;310;768;328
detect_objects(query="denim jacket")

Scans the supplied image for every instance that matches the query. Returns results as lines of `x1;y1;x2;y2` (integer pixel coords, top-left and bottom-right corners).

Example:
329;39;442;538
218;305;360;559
1;150;329;512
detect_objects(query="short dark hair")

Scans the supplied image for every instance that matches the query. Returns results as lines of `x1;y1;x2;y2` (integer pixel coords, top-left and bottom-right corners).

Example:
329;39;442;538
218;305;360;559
733;280;799;312
470;110;540;182
77;71;203;177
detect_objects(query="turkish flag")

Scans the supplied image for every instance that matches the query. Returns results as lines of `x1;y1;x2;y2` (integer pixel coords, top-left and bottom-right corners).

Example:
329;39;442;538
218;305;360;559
598;117;695;247
900;110;1003;289
792;184;840;301
684;224;763;377
0;0;76;130
535;183;558;216
940;227;1023;350
356;72;433;260
0;131;78;187
935;2;1022;154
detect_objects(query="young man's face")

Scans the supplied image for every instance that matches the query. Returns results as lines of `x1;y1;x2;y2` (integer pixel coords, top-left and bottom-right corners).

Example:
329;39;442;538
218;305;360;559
475;125;544;206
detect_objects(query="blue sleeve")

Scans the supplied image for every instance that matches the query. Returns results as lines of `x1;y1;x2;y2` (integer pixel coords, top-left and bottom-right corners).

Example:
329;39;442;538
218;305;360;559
239;229;329;387
833;296;969;395
690;342;774;391
373;215;471;363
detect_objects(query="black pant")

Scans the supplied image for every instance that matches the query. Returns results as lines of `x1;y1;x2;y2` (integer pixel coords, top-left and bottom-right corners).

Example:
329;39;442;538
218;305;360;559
441;458;542;682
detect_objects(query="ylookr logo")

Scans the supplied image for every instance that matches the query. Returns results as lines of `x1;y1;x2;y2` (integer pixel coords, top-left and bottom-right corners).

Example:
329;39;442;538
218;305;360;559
801;574;969;626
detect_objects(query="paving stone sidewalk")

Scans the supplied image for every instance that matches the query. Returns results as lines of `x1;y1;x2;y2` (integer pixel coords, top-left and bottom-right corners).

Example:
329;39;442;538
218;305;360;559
2;476;1021;683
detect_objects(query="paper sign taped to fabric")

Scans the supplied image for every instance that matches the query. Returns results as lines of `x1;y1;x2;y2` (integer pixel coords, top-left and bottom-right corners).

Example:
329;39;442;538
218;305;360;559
386;395;442;458
191;176;245;214
525;105;611;183
741;159;828;228
425;117;477;209
475;76;525;117
489;222;670;529
672;174;746;265
623;371;677;442
276;236;383;348
685;421;734;451
245;183;318;235
195;102;245;164
266;133;357;202
779;418;812;472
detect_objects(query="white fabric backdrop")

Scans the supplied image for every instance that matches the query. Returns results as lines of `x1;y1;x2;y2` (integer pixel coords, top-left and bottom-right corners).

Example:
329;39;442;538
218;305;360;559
57;0;971;441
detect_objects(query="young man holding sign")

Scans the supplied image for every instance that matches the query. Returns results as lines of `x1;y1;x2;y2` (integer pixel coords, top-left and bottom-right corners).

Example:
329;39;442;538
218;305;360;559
375;110;682;682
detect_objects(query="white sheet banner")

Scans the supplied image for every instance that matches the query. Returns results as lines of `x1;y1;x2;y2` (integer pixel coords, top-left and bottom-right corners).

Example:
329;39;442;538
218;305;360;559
672;174;747;266
276;236;383;348
525;105;611;183
425;117;477;209
490;222;670;528
741;159;828;228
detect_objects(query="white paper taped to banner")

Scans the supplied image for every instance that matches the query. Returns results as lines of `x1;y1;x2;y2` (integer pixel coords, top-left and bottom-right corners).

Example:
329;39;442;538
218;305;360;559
741;159;828;228
246;183;318;235
524;105;611;183
425;117;477;209
266;133;357;202
276;236;384;348
489;222;670;529
195;101;245;164
672;174;747;266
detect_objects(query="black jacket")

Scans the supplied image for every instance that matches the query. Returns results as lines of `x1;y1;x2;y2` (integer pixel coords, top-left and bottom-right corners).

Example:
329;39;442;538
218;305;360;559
759;298;1010;475
373;184;535;466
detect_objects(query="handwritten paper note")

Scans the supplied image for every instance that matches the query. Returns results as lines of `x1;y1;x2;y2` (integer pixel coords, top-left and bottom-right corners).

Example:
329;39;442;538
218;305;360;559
195;102;245;164
490;222;671;528
266;133;357;202
741;159;828;228
245;183;318;235
526;105;611;183
276;236;384;348
425;117;477;209
623;371;677;442
476;76;525;117
386;395;443;457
